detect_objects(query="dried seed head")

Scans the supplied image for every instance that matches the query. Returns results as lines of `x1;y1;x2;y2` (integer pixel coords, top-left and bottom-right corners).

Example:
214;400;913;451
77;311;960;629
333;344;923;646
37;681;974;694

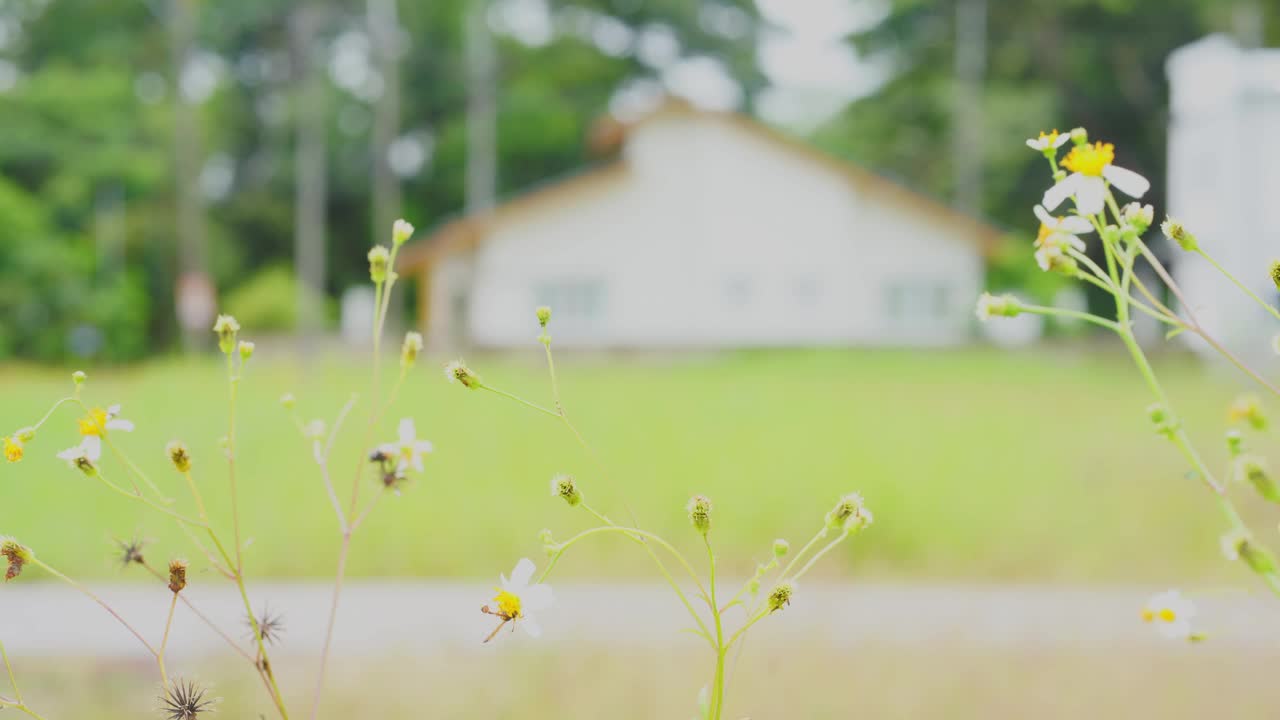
114;536;149;569
1271;260;1280;292
247;606;285;646
687;495;713;536
166;441;192;473
160;679;217;720
826;493;873;532
1161;218;1197;251
1;538;33;581
168;559;189;594
444;360;482;389
400;331;423;369
551;474;582;507
767;581;795;613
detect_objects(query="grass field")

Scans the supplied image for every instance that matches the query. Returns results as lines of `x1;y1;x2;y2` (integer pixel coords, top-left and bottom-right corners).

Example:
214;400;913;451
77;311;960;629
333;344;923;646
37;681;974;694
1;346;1275;583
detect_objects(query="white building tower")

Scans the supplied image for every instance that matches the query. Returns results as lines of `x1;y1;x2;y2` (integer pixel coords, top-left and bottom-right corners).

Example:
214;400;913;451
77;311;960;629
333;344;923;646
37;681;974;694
1166;34;1280;362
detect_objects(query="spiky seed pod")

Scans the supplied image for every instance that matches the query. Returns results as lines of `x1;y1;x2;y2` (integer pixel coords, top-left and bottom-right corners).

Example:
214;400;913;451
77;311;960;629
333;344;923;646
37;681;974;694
687;495;713;536
1;538;32;581
168;559;189;594
160;679;217;720
166;441;192;473
767;582;795;613
551;474;582;507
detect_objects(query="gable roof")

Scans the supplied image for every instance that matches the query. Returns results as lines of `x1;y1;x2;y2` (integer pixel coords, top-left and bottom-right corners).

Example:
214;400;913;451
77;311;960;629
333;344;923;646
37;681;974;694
397;100;1004;273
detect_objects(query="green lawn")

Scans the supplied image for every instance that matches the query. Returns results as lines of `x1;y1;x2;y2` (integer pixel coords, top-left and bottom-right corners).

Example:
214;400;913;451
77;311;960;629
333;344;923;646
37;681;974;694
0;347;1274;583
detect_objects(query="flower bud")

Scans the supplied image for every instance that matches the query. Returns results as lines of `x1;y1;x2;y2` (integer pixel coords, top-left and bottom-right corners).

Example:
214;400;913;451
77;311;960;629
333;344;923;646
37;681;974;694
1148;403;1176;437
536;306;552;328
213;315;240;355
73;455;97;476
1122;203;1154;233
3;437;22;464
304;419;326;439
166;441;192;473
1034;245;1078;275
1069;127;1088;145
15;427;34;443
825;493;872;533
1243;460;1280;503
392;219;415;246
551;474;582;507
1160;218;1198;251
168;559;189;594
368;245;390;283
444;360;482;389
974;292;1021;322
538;528;559;557
1;538;33;582
772;538;790;558
1270;260;1280;292
687;495;713;536
1221;528;1277;576
766;581;795;613
280;393;297;409
236;341;254;364
1226;430;1244;458
400;332;423;369
72;370;87;386
1228;394;1267;431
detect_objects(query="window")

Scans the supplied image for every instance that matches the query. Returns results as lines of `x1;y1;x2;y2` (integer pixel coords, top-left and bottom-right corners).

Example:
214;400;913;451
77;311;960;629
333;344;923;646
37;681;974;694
535;279;605;328
724;275;753;309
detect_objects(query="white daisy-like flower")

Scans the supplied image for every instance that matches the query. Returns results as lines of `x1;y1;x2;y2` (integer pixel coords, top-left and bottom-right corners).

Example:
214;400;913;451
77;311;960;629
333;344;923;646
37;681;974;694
76;405;134;437
975;292;1019;322
377;418;434;473
57;435;102;468
1140;589;1197;640
481;558;554;641
1042;141;1150;215
1026;129;1069;152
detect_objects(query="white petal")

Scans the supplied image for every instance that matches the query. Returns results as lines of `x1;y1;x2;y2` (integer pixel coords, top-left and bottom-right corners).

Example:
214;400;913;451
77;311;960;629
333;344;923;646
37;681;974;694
106;419;134;432
106;404;122;416
398;418;415;445
1042;174;1082;211
1103;164;1150;198
1074;177;1106;215
1033;204;1055;225
1034;248;1052;272
509;558;536;589
1052;134;1069;148
520;617;543;638
522;583;554;612
377;443;396;456
1025;138;1043;150
1060;216;1094;234
1066;235;1087;251
414;440;434;454
1157;619;1191;640
56;446;80;460
410;455;424;472
81;435;102;461
499;573;509;588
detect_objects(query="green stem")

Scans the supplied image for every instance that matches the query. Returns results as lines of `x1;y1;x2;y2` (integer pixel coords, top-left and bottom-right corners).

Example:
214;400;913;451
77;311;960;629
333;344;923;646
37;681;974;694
1194;249;1280;323
790;530;850;582
480;384;561;419
0;639;21;704
705;536;726;720
90;469;207;528
31;558;157;657
1018;303;1120;332
778;529;827;580
157;592;179;697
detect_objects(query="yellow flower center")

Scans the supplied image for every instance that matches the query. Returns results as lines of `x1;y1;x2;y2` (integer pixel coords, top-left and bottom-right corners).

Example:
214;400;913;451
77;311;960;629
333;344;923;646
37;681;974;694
3;437;22;463
1157;608;1176;623
78;408;108;436
1061;142;1115;177
494;589;522;618
1140;608;1155;623
1038;129;1060;147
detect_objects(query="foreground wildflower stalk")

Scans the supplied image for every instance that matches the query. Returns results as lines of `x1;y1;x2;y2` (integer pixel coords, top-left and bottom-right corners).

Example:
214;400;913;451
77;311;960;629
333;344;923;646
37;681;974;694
309;220;418;720
457;309;873;720
981;129;1280;604
0;638;49;719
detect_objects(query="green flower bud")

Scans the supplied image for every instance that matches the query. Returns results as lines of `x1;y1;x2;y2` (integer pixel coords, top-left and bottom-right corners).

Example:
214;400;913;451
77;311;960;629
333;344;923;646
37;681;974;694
538;528;559;558
1228;394;1267;431
536;306;552;328
212;314;240;355
772;538;790;558
1243;461;1280;503
14;427;34;443
443;360;482;389
1270;260;1280;293
974;293;1021;321
400;331;423;369
1121;203;1154;233
392;219;415;246
825;493;872;533
72;370;87;386
1069;127;1088;145
1161;218;1198;252
1225;430;1244;458
551;474;582;507
238;340;255;362
280;393;297;409
166;441;192;473
368;245;390;283
1148;403;1176;437
1221;528;1277;576
687;495;713;536
766;581;795;613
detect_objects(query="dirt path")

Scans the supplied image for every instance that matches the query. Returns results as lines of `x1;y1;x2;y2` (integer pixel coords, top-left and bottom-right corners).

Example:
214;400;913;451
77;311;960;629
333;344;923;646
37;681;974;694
4;581;1276;660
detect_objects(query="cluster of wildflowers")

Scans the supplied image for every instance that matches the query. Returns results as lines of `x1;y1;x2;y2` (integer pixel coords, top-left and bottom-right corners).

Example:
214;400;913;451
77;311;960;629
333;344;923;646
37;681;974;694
0;220;436;719
445;308;874;720
984;128;1280;640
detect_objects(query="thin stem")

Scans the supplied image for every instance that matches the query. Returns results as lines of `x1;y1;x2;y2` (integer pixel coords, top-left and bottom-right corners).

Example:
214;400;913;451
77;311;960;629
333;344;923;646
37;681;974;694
581;503;708;597
31;558;157;657
310;534;351;719
0;700;48;720
318;396;358;532
778;528;827;581
480;384;561;419
140;560;254;663
790;530;850;582
0;639;21;704
157;592;179;696
1196;248;1280;324
225;351;244;575
1019;303;1120;332
90;469;208;528
705;536;726;720
28;397;77;433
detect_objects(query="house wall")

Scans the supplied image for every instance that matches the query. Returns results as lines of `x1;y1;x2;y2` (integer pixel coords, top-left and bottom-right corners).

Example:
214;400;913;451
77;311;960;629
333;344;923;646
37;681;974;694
463;112;984;348
1167;35;1280;362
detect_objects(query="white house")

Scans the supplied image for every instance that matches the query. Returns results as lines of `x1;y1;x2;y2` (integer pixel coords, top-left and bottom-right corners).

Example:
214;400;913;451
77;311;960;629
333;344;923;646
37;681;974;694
397;101;1000;349
1167;35;1280;361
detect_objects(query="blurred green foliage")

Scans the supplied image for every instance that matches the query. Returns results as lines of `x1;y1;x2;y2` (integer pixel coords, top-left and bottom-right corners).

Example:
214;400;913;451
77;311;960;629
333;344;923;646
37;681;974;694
0;0;1272;359
223;265;332;332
